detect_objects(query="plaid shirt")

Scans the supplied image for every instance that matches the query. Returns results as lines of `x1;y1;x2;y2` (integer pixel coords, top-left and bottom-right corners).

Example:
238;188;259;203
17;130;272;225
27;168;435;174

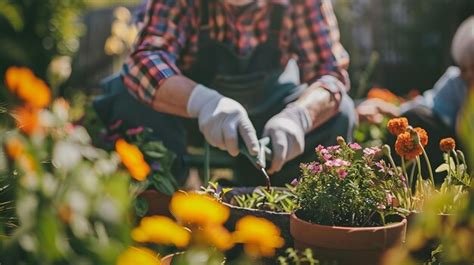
123;0;350;105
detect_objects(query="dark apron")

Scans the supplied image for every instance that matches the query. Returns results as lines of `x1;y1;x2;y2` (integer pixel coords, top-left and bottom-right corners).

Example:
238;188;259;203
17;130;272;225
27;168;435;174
184;1;302;134
93;1;356;186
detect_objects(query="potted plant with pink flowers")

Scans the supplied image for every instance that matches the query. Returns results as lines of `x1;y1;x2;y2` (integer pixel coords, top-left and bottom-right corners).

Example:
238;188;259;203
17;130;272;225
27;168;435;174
290;137;407;265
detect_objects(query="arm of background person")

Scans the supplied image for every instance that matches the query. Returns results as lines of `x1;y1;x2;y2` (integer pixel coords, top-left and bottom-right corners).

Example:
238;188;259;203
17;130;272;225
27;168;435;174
122;0;197;118
291;0;351;130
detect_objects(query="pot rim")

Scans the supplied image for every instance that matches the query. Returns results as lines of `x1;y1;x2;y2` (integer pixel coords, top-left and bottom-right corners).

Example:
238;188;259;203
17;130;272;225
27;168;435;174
291;212;407;231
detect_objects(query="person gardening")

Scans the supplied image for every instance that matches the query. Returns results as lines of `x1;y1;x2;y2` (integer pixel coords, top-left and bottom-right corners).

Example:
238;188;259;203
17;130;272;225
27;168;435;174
357;16;474;181
96;0;356;186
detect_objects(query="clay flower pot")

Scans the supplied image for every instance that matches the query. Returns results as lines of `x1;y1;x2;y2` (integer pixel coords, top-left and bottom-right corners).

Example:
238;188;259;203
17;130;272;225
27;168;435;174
290;212;407;265
221;187;293;255
139;190;172;218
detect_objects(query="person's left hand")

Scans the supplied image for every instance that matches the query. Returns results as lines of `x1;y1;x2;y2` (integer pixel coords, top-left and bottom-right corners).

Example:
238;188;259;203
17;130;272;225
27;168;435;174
263;104;312;174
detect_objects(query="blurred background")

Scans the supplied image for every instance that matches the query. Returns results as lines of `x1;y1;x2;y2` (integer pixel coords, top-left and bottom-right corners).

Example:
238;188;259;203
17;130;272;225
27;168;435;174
1;0;473;101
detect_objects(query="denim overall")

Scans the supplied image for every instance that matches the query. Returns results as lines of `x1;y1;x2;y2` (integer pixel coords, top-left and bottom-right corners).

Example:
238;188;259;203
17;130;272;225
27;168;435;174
94;1;356;186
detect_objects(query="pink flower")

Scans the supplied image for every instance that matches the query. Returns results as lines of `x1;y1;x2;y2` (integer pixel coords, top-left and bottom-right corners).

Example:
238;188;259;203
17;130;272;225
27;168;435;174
337;169;348;180
126;126;145;136
315;145;325;153
323;153;332;161
109;119;123;130
325;158;351;168
363;147;381;157
327;145;341;152
290;178;299;186
348;143;362;150
307;162;322;174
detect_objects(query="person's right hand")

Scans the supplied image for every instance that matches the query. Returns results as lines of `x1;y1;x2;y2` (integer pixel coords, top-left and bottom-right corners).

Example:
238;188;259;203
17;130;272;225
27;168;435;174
356;98;400;124
187;84;260;157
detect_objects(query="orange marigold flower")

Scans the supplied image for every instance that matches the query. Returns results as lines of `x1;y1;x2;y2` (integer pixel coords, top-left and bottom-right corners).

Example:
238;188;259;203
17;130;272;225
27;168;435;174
115;139;150;181
5;137;24;160
387;117;409;136
170;192;229;226
132;216;190;248
395;128;428;160
116;247;161;265
232;215;284;258
413;127;428;146
367;87;401;104
439;137;456;152
14;106;40;135
5;66;51;108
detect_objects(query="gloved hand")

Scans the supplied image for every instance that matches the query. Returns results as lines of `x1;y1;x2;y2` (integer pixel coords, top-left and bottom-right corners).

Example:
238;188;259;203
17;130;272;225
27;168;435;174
187;84;260;157
263;104;312;174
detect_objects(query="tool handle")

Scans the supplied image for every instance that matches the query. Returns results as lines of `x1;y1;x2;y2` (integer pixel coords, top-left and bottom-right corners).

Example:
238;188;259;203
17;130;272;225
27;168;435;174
238;136;272;169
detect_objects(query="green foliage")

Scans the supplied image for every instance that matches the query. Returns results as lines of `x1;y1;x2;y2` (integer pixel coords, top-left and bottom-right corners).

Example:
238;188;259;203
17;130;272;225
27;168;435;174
384;186;473;265
278;248;319;265
233;186;297;213
0;0;85;80
0;100;132;265
295;139;399;227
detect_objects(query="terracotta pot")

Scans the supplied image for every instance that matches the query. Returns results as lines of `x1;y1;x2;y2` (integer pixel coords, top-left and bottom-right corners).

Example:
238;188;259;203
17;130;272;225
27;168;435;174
221;187;293;257
139;190;172;218
290;212;407;265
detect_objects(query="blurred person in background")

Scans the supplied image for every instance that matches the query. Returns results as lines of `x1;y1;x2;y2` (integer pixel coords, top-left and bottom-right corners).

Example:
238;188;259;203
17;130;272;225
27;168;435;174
94;0;356;186
357;16;474;182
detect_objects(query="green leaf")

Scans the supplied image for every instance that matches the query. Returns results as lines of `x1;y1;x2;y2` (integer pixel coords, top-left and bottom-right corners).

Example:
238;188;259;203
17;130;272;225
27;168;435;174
435;163;449;173
134;196;149;217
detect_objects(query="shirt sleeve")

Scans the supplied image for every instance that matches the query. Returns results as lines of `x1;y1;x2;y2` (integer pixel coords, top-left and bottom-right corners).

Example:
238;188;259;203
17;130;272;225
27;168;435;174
122;0;194;105
291;0;350;96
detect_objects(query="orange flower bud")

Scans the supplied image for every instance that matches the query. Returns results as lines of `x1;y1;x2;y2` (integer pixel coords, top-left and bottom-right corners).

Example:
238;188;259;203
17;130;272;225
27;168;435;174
439;137;456;152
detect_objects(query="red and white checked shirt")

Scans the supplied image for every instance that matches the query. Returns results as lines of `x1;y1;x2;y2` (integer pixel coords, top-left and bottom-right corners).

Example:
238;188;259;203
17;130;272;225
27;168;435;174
122;0;350;105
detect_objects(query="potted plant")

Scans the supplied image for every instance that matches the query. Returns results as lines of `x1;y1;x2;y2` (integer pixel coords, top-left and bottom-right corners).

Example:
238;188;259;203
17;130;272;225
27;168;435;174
104;121;178;218
203;183;297;254
290;137;407;265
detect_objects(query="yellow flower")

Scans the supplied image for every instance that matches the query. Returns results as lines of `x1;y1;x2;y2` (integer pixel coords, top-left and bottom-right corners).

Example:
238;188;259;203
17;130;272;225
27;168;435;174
5;66;51;108
170;192;229;226
132;216;190;248
196;225;234;251
232;216;284;258
115;139;150;181
5;137;24;160
116;247;161;265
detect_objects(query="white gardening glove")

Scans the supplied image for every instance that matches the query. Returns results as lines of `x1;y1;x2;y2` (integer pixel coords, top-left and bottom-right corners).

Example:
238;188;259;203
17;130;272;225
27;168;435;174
187;84;260;157
263;104;312;174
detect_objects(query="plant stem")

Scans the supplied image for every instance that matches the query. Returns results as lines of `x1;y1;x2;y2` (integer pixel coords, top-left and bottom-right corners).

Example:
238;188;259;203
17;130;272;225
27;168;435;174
420;145;435;186
387;152;400;176
452;149;460;175
446;152;452;184
416;157;423;194
401;158;409;186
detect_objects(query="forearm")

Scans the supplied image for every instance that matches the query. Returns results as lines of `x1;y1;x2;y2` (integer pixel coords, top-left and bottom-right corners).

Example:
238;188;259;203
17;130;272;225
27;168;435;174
149;75;197;118
293;82;340;130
